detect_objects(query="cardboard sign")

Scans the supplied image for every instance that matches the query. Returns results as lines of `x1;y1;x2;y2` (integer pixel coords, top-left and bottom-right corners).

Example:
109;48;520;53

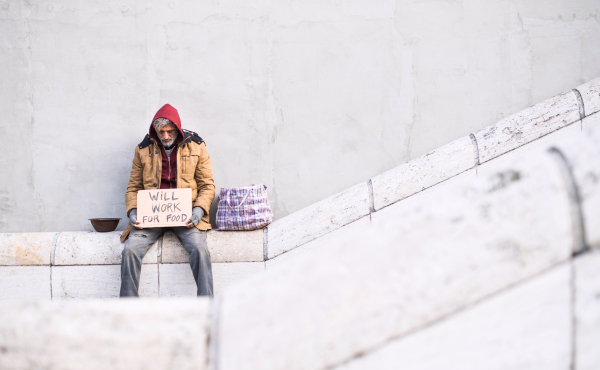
137;188;192;228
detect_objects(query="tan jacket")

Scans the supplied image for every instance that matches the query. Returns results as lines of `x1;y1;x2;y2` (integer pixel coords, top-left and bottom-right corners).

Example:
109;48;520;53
120;132;215;242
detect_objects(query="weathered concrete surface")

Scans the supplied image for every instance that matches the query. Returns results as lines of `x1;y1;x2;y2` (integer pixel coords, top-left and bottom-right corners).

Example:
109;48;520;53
267;182;370;259
551;113;600;248
578;77;600;117
162;230;264;264
0;233;55;265
213;262;265;296
474;90;581;164
158;263;197;298
52;264;158;299
53;231;158;265
3;2;600;234
575;250;600;370
371;135;474;211
0;266;51;301
266;217;371;270
159;262;265;297
336;263;571;370
217;149;572;370
0;298;211;370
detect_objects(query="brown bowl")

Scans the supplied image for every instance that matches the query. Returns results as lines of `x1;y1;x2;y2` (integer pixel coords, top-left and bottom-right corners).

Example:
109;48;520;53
89;218;121;232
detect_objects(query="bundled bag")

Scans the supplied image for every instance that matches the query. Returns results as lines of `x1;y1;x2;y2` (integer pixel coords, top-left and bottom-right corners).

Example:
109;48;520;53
216;184;273;230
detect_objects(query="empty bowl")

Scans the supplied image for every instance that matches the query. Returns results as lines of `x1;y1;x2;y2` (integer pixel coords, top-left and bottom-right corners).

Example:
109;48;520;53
89;218;121;232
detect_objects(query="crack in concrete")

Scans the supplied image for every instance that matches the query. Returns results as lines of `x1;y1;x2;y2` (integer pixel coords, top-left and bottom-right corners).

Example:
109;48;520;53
571;89;586;120
547;147;587;255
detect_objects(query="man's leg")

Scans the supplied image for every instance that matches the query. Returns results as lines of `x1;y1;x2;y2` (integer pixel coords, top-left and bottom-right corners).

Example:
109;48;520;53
120;227;164;297
172;227;213;297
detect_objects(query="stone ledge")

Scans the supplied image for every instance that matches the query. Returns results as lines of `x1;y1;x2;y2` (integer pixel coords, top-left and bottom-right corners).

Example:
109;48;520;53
371;135;474;211
578;77;600;117
162;229;264;263
0;233;56;266
267;182;370;259
53;231;158;266
0;229;265;266
474;89;580;164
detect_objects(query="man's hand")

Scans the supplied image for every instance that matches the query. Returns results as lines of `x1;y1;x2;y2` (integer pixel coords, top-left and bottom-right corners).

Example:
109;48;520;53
129;209;143;230
186;207;204;228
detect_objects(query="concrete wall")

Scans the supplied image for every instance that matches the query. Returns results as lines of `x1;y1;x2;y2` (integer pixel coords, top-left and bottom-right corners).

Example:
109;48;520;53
2;0;600;233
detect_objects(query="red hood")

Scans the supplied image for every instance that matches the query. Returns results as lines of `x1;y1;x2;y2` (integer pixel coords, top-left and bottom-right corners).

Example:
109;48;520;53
149;104;185;146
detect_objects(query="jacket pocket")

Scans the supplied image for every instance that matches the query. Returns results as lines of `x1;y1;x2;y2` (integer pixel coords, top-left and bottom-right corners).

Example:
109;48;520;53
181;154;199;179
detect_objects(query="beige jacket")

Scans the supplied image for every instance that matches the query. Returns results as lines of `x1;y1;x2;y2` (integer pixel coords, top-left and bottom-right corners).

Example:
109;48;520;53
120;132;215;242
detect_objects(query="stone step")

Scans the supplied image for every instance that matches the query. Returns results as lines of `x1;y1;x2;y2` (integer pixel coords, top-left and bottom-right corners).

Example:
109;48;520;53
215;112;600;370
0;298;211;370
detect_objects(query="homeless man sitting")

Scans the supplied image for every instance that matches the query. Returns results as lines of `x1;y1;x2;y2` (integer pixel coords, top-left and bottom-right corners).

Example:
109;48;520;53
119;104;215;297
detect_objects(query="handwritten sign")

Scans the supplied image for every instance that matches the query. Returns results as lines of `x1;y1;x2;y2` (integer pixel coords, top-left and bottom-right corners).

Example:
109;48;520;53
137;188;192;228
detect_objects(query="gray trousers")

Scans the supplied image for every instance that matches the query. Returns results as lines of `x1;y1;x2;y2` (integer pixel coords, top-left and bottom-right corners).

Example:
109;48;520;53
120;227;213;297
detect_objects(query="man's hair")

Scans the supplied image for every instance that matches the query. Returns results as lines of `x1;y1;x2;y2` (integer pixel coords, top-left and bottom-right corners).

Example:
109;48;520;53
152;117;175;132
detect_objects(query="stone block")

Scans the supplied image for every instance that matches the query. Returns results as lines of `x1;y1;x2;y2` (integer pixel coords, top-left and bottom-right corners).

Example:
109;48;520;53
578;77;600;117
266;217;370;269
162;229;264;264
53;231;158;265
159;262;265;297
267;182;370;259
52;264;158;299
575;250;600;370
213;262;265;296
371;135;474;211
158;263;197;298
336;264;571;370
474;89;580;163
0;298;211;370
0;266;51;301
0;232;55;265
217;149;573;370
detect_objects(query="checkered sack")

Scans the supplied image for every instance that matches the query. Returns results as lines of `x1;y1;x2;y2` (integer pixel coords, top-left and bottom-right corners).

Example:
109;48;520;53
216;184;273;230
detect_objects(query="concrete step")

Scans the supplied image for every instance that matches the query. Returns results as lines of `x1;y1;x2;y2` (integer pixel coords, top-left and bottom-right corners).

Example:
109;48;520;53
215;111;600;370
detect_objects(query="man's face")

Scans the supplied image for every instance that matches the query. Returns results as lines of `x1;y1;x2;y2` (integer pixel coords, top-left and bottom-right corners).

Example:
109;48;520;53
157;123;178;147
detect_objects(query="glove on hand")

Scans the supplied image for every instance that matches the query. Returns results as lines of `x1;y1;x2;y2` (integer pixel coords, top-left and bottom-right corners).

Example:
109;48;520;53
129;209;137;227
190;207;204;226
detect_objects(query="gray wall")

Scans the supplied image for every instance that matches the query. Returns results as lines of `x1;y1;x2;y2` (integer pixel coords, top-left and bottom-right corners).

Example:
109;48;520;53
1;0;599;233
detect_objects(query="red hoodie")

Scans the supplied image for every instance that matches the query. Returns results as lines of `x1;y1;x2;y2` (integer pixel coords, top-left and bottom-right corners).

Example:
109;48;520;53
149;104;185;189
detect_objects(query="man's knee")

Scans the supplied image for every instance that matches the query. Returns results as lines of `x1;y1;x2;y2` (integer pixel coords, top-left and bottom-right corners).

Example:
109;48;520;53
187;234;210;260
122;233;152;260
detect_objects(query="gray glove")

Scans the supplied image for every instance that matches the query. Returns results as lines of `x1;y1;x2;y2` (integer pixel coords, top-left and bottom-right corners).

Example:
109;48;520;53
129;209;137;227
190;207;204;226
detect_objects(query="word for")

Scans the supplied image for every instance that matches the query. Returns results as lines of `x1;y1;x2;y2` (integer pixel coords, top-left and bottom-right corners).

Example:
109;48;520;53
142;214;188;223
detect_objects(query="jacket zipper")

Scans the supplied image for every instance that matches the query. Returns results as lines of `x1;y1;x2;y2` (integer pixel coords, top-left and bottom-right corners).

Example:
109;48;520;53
155;143;161;188
168;149;172;189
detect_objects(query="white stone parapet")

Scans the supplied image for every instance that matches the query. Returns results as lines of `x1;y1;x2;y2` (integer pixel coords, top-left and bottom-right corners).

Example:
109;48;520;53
0;228;267;300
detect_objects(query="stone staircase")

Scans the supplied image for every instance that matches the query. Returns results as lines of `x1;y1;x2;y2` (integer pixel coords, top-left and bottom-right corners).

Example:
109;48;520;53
0;77;599;369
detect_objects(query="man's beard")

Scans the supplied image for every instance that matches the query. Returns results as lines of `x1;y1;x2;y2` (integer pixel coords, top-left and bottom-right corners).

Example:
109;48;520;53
160;133;178;148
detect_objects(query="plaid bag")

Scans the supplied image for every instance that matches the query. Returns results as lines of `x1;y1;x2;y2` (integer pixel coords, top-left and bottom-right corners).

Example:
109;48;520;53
216;184;273;230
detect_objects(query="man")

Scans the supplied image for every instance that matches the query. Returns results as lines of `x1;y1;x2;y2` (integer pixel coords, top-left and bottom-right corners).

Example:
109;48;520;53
120;104;215;297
